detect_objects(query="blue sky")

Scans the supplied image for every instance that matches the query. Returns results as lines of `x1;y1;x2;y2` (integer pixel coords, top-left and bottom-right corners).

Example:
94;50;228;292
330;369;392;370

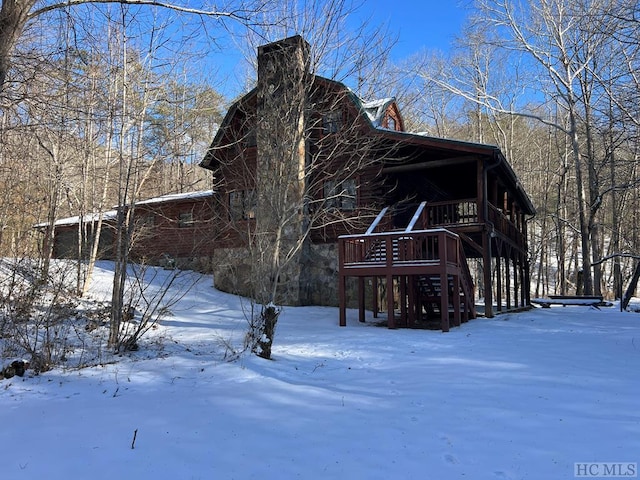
209;1;471;98
355;0;471;59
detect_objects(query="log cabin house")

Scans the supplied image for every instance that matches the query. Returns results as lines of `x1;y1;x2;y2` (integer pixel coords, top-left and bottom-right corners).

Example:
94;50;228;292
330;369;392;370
40;190;217;271
44;35;535;331
200;35;536;330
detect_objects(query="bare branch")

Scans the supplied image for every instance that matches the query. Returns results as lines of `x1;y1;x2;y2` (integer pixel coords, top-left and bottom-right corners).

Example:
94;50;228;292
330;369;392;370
417;71;571;135
28;0;261;22
593;253;640;267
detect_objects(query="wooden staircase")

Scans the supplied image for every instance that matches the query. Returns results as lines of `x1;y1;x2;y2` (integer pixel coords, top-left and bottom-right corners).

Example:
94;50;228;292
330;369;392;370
338;203;476;331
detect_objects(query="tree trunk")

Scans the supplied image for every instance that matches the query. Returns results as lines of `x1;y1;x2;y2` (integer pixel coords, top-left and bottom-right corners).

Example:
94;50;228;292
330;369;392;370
0;0;36;92
108;208;128;348
256;304;279;360
568;103;593;295
621;261;640;311
81;110;114;296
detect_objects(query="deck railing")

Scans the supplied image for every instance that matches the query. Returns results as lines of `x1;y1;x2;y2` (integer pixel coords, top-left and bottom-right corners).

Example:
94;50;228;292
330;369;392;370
339;229;461;270
487;204;523;247
422;199;525;248
425;199;479;226
338;227;476;329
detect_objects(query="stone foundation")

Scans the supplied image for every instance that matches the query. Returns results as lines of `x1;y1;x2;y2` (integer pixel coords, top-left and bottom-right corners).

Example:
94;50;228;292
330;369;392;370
210;247;305;305
210;248;254;299
209;242;367;309
172;255;216;274
302;243;340;306
211;243;371;309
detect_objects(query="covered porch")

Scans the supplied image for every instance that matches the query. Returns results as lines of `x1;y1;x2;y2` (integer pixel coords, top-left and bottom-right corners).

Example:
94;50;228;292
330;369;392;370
379;143;535;318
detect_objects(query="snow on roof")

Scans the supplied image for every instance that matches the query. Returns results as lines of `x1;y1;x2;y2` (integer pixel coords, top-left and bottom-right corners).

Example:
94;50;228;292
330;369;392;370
133;190;214;207
34;210;118;229
34;190;214;229
361;97;395;127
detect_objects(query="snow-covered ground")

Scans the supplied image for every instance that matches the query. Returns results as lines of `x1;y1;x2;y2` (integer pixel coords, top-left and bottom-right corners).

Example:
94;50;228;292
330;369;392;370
1;262;639;479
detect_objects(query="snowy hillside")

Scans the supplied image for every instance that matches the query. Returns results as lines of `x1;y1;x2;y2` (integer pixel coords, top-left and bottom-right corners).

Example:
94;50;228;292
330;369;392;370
1;262;639;479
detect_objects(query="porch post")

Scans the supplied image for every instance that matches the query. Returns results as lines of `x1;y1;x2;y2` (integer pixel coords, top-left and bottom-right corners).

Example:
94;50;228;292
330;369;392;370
408;275;416;327
399;275;407;327
483;233;494;318
513;254;519;309
440;231;450;331
387;275;395;328
339;272;346;326
372;276;379;318
495;247;502;313
505;248;512;310
452;274;461;327
440;273;450;332
358;277;366;323
479;157;494;318
523;218;531;306
477;158;485;223
339;238;347;326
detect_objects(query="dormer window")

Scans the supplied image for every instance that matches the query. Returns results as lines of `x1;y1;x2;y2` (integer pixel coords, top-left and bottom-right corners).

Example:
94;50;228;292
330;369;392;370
387;115;396;130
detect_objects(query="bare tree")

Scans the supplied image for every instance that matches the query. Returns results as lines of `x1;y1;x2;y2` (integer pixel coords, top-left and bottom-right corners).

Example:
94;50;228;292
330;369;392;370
236;0;397;95
208;10;400;357
415;0;635;296
202;0;400;358
145;79;225;193
0;0;270;93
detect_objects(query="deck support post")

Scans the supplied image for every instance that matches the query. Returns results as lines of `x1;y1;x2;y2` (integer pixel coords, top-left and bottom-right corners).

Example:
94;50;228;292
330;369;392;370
520;258;524;308
513;254;519;309
339;272;346;326
482;230;494;318
496;251;502;313
358;277;366;323
408;275;416;327
440;273;450;332
399;275;407;327
461;285;469;323
452;274;461;327
505;248;512;310
387;275;395;328
372;277;379;318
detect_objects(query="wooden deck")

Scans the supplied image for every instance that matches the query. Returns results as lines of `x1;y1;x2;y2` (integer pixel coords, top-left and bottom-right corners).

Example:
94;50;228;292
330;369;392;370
338;227;476;331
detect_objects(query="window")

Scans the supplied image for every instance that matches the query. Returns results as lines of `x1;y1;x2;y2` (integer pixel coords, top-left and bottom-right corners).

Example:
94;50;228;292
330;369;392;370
140;214;154;227
323;179;356;211
342;179;357;210
178;212;194;228
229;190;256;220
387;115;396;130
323;111;341;134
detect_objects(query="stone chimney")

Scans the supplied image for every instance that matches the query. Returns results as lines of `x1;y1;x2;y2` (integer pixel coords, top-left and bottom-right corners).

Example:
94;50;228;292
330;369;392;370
254;36;312;305
257;35;310;93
